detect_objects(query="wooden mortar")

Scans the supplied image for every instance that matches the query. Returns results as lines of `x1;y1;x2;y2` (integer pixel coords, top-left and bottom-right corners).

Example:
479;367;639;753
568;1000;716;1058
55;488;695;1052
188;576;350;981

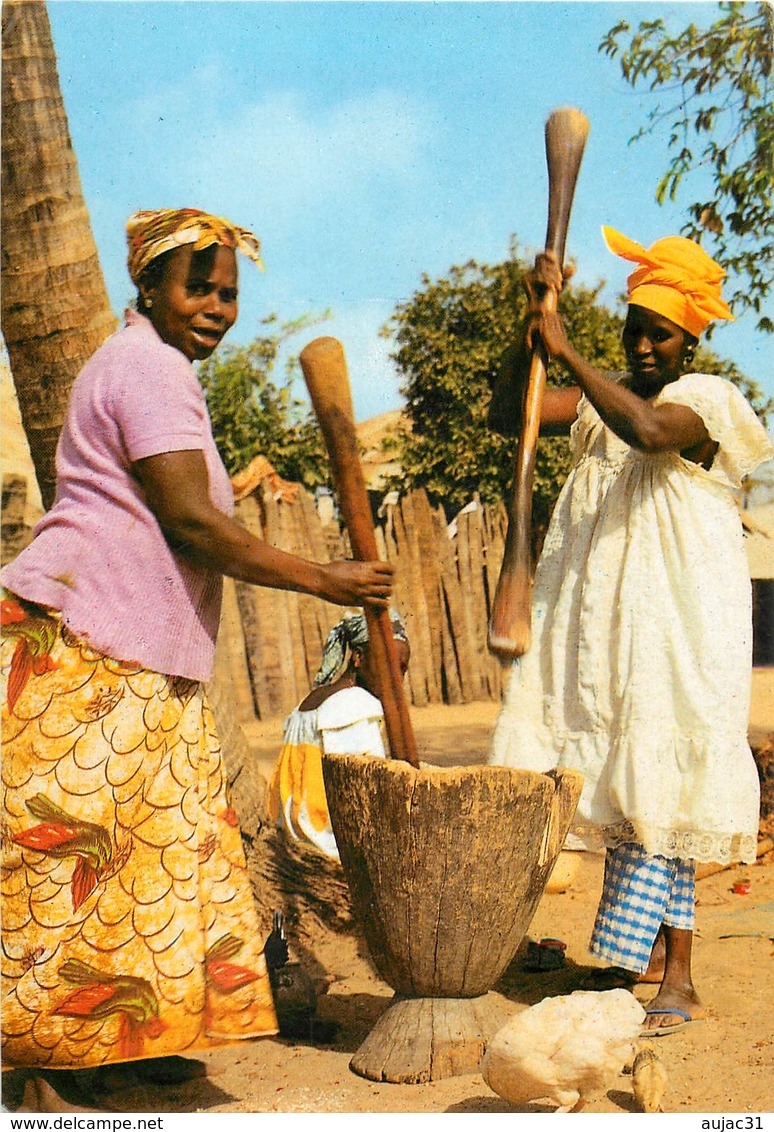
323;754;583;1083
301;335;584;1082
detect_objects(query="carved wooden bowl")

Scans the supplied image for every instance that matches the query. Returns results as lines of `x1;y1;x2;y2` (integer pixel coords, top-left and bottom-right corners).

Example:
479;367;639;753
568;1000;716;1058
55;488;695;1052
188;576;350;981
322;755;583;1083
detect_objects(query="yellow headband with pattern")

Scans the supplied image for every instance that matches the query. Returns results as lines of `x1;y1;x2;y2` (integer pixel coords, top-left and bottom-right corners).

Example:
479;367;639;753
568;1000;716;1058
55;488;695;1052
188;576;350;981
602;226;733;338
127;208;264;284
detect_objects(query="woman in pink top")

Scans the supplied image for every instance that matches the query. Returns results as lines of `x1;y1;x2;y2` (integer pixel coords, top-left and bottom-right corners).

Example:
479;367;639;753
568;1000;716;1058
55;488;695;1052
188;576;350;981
0;209;393;1112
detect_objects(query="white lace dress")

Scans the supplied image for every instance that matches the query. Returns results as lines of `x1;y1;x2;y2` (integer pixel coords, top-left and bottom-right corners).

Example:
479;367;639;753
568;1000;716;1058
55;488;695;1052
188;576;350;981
489;372;774;864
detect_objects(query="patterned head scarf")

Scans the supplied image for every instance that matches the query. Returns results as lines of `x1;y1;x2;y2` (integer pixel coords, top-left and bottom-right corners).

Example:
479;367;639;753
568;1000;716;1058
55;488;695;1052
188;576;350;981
602;226;733;338
314;609;409;687
126;208;264;285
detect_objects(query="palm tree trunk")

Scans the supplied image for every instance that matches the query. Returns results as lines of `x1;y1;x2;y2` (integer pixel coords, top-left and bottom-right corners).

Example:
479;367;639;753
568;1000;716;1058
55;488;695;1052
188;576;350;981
1;1;343;952
1;0;116;511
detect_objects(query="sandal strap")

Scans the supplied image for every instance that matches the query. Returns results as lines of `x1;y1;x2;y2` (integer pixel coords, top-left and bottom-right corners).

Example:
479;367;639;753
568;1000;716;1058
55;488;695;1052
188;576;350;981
645;1007;691;1021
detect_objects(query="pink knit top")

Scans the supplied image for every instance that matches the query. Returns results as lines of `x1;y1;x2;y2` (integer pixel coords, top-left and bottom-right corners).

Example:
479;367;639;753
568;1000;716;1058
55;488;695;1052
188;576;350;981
1;311;234;681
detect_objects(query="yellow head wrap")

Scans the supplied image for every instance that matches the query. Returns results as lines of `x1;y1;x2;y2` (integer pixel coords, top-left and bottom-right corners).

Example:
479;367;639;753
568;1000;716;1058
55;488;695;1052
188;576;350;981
126;208;264;284
602;225;733;338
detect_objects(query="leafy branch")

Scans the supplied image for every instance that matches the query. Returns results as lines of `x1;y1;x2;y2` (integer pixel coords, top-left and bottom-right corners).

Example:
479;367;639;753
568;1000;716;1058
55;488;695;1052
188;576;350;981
198;311;331;488
600;3;773;331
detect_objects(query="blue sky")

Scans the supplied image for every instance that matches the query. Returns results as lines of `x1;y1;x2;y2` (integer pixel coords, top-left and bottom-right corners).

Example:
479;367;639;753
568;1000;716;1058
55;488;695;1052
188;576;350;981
47;0;773;423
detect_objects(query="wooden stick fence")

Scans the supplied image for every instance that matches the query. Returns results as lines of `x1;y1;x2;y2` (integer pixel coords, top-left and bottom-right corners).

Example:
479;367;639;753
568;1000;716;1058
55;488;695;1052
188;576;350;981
216;480;509;721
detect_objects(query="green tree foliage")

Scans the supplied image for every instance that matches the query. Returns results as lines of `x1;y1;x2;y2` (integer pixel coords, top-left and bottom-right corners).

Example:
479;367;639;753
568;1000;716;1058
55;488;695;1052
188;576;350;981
385;242;624;526
600;3;773;331
198;313;329;489
386;241;770;528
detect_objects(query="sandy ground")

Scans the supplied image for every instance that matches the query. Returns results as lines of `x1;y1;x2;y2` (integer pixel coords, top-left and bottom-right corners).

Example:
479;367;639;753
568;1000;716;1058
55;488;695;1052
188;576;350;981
15;695;769;1117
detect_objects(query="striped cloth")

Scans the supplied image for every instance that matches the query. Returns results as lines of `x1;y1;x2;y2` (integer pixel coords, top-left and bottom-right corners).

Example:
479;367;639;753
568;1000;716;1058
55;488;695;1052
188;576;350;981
590;842;695;974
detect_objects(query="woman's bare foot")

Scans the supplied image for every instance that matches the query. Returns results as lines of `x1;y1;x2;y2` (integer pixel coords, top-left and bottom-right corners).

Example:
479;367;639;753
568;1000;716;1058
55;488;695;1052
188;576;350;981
579;965;637;990
5;1058;209;1112
582;927;667;989
642;926;705;1034
14;1070;105;1113
642;985;706;1034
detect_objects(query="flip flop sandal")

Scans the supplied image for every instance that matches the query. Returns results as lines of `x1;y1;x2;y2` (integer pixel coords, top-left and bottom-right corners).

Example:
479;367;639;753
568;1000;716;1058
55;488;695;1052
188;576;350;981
641;1007;703;1037
523;939;567;972
522;941;544;971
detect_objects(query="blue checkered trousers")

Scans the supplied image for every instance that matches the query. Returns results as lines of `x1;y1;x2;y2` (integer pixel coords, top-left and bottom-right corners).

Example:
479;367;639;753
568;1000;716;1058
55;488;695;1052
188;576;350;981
590;842;695;974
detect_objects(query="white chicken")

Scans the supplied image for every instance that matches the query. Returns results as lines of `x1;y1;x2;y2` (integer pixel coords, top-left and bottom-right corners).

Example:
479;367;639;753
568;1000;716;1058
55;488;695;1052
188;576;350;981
481;989;646;1112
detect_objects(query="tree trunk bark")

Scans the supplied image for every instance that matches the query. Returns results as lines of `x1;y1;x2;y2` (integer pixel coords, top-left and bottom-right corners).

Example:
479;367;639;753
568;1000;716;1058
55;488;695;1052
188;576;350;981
1;0;116;510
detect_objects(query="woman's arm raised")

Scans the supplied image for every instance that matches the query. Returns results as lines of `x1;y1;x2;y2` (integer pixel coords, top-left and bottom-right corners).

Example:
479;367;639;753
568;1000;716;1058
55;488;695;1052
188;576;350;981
530;310;711;455
488;340;581;438
488;254;581;439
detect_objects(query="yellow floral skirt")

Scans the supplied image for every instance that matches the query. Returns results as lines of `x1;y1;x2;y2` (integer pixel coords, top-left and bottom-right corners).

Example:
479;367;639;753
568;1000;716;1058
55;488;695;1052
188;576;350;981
1;595;277;1070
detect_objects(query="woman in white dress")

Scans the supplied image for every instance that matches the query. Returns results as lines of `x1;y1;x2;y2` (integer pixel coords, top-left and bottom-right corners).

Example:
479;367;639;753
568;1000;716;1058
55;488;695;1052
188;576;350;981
268;611;410;859
488;227;774;1035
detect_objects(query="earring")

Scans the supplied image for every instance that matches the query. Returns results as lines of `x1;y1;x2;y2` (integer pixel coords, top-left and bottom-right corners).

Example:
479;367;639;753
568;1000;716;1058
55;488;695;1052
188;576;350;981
684;347;694;366
144;297;153;310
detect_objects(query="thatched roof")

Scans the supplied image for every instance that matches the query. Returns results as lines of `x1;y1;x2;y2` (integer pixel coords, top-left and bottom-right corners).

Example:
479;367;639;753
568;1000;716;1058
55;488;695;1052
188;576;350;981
355;409;406;491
